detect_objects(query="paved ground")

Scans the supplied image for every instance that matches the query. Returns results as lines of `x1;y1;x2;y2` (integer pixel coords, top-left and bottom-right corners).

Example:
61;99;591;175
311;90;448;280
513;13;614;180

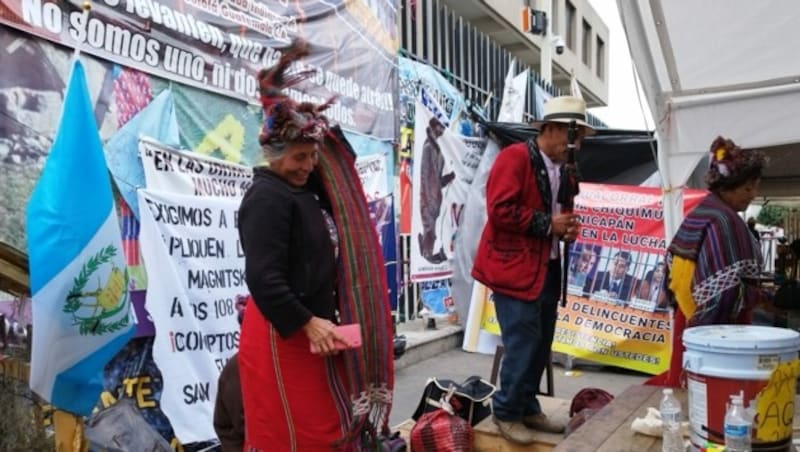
390;348;650;427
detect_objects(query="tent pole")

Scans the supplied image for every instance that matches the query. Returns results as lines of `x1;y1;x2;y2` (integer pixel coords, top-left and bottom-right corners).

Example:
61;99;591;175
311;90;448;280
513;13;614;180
656;122;685;242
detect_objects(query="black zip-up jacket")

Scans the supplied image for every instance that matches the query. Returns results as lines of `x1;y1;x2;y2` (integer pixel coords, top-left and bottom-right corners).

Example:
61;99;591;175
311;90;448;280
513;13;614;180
238;168;336;338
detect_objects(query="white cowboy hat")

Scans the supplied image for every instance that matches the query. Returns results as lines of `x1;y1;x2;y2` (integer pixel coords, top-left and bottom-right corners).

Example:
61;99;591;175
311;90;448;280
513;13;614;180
532;96;596;136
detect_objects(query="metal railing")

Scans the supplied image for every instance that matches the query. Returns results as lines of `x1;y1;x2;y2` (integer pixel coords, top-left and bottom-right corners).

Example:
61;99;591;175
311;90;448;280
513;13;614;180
396;234;420;323
398;0;607;127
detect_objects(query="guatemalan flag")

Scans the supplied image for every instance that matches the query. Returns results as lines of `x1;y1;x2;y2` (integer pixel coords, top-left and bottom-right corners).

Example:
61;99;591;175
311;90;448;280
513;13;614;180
26;59;135;416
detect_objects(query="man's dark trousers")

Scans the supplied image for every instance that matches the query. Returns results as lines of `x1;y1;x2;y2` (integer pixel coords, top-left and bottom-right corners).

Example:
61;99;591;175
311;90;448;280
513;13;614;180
492;259;561;421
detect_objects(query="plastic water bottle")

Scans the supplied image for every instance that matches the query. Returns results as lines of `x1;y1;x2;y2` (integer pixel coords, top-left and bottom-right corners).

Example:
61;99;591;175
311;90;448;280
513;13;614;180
660;388;683;452
724;393;752;452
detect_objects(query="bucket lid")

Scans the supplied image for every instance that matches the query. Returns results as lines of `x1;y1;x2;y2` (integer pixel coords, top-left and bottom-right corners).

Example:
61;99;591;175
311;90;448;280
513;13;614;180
683;325;800;351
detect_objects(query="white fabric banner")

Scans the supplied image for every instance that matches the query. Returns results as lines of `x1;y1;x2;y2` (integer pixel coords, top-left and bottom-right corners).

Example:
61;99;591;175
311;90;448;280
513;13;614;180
534;84;552;120
460;64;528;353
138;188;244;443
139;137;253;196
355;153;390;201
497;67;529;123
410;91;487;282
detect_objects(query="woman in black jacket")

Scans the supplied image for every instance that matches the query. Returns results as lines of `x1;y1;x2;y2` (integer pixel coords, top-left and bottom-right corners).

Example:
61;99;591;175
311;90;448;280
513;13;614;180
236;40;391;452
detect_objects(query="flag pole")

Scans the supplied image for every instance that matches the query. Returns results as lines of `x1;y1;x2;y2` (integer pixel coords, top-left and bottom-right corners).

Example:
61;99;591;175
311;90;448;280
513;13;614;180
54;1;92;450
71;1;92;60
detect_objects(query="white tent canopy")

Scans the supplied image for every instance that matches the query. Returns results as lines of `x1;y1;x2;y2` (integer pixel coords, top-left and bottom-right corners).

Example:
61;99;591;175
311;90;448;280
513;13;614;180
618;0;800;238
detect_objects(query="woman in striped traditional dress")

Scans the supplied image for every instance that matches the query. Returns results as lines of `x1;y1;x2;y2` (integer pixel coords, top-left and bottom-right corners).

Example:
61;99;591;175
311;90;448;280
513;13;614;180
237;39;394;451
651;136;767;387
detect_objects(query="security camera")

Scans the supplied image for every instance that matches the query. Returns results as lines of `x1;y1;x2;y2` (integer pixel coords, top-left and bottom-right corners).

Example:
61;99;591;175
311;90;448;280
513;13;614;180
552;35;566;55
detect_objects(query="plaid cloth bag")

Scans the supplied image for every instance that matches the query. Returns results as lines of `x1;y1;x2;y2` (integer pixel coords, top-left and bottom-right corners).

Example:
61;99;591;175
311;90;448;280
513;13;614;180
410;387;474;452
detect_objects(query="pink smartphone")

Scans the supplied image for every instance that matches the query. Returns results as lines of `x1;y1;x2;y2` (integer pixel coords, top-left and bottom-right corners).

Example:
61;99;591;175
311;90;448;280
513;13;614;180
333;324;362;350
310;324;362;353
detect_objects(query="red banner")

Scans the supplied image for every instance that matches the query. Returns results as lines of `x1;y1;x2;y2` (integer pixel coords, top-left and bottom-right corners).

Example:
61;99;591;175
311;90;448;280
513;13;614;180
574;183;706;254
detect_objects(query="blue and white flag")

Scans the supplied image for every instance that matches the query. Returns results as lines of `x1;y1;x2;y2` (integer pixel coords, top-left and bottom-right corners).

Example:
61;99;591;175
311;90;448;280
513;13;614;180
26;60;135;416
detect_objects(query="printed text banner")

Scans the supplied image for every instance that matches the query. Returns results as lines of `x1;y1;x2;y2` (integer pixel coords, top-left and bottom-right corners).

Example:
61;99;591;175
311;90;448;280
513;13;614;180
139;137;253;196
0;0;397;138
552;299;672;375
355;152;390;201
573;184;706;254
138;188;244;443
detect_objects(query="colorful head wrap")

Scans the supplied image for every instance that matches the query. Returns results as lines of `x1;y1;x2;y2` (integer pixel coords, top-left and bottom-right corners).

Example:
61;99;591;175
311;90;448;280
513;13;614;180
705;136;767;191
257;39;334;149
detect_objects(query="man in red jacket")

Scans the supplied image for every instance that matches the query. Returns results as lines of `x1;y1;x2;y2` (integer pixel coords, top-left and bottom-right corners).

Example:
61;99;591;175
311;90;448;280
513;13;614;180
472;96;594;445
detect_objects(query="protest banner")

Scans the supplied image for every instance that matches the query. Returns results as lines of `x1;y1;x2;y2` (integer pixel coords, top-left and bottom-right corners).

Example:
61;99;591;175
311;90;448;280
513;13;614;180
476;183;706;374
139;137;253;196
356;152;390;201
398;56;465;128
369;194;398;310
0;0;397;138
398;128;413;234
409;90;487;281
138;188;244;443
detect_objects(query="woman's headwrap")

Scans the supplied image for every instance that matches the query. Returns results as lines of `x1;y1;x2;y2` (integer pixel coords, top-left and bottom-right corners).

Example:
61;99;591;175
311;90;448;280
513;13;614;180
705;136;767;190
257;39;334;148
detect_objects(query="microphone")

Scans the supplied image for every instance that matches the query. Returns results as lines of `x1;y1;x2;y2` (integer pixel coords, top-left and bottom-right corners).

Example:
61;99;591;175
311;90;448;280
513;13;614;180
559;120;580;307
567;120;578;154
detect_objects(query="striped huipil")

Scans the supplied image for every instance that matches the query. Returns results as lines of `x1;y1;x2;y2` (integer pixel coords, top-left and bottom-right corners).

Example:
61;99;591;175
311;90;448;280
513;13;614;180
648;192;763;387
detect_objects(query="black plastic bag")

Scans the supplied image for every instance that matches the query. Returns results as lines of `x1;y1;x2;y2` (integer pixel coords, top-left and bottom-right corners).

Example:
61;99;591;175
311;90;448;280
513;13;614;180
85;399;172;452
411;376;496;427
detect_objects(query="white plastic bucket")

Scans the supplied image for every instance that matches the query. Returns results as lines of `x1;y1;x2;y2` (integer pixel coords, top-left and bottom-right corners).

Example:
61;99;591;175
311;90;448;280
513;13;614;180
683;325;800;451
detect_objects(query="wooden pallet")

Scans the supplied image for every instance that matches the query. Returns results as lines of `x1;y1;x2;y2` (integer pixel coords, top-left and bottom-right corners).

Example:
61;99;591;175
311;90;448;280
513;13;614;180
395;395;570;451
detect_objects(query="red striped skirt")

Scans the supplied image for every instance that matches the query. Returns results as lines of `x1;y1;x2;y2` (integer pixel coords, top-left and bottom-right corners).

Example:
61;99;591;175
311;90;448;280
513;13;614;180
239;301;353;451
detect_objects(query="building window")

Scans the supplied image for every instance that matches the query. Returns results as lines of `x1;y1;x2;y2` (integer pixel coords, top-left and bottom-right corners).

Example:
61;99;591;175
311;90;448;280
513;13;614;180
582;19;591;66
566;1;576;51
596;36;605;79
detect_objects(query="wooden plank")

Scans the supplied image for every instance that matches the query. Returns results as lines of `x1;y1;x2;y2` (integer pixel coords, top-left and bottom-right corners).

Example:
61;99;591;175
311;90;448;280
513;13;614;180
552;385;800;452
0;356;31;382
597;384;667;452
0;241;30;297
473;396;569;452
0;257;30;297
555;384;659;452
393;419;415;451
399;389;800;452
395;396;570;452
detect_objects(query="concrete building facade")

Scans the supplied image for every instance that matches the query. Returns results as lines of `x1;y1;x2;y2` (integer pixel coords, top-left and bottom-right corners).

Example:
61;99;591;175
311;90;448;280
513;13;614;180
399;0;609;123
441;0;609;107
